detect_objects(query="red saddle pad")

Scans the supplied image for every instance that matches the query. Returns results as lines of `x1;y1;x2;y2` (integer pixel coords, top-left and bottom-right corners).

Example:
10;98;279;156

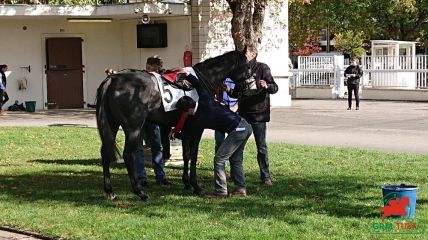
161;70;180;83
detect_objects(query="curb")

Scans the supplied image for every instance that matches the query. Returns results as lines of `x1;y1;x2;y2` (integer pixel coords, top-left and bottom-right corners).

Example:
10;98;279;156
0;225;58;240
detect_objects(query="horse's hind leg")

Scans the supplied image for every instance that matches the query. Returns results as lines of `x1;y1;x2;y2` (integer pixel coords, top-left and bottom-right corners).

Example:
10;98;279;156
101;122;119;200
189;131;204;195
123;127;149;201
181;139;191;190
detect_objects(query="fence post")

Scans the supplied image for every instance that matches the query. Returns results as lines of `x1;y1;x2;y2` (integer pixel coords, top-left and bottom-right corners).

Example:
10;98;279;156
332;55;344;99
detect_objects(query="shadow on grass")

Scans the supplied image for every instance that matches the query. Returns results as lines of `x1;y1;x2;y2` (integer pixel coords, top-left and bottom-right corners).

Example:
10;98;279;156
0;164;399;222
30;159;214;172
31;159;102;166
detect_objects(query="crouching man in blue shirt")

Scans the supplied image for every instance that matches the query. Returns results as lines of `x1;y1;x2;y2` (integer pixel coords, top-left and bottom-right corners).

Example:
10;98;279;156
172;72;252;198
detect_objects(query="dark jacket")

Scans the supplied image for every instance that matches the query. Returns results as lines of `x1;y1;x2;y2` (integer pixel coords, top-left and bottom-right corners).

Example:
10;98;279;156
182;74;241;137
344;65;363;85
231;59;278;123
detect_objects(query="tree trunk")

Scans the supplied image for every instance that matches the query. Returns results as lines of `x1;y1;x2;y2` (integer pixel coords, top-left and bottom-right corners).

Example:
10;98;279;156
253;0;266;45
226;0;266;51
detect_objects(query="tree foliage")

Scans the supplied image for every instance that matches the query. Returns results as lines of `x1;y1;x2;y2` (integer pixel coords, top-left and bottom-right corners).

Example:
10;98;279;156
291;34;321;56
289;0;428;54
369;0;428;42
334;31;366;58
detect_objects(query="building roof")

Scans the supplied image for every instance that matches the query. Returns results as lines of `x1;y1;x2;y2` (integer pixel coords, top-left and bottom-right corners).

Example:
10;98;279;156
371;40;416;45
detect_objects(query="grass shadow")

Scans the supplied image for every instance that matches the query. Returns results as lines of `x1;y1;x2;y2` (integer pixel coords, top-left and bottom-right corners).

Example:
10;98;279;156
0;165;394;222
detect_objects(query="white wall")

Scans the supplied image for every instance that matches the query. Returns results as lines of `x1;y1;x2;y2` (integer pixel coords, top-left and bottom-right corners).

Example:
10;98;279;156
0;18;122;109
0;16;191;110
121;16;192;70
363;89;428;102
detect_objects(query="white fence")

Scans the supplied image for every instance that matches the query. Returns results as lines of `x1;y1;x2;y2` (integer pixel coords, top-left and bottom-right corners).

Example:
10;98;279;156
295;56;337;86
292;55;428;90
361;55;428;89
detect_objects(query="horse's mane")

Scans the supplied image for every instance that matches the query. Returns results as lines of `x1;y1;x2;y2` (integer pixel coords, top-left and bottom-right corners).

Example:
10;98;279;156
192;51;247;93
115;68;147;74
193;51;243;71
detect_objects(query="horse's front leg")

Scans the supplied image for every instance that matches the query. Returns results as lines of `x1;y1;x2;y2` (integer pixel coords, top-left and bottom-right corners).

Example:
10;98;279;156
189;130;204;195
123;127;149;201
181;138;192;190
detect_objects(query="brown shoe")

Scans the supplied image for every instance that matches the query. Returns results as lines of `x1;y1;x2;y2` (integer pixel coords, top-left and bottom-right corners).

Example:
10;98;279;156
0;111;7;116
229;189;246;197
207;193;228;199
262;179;273;186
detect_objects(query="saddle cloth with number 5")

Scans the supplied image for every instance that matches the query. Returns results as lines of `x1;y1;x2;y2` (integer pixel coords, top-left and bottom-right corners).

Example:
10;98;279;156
150;67;199;112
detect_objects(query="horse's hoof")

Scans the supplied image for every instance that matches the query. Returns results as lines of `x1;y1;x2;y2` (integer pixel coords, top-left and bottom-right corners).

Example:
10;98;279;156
139;193;149;202
107;192;118;201
193;188;203;195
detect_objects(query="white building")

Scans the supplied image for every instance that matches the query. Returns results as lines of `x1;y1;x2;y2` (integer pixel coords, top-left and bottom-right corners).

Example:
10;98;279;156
0;0;290;110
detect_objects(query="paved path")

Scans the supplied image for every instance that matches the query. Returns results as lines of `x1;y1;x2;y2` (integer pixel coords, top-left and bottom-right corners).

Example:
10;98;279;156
0;228;44;240
1;100;428;238
267;99;428;154
1;100;427;154
205;99;428;154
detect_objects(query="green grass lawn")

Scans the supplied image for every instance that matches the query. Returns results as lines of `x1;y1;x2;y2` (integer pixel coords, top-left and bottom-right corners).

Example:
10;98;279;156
0;127;427;239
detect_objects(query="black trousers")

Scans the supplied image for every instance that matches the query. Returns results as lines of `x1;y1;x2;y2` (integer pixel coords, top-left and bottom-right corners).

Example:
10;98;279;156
347;83;359;108
0;89;8;110
160;125;171;160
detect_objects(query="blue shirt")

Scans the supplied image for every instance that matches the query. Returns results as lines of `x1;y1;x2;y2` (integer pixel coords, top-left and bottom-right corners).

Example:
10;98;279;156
183;74;241;136
221;78;238;108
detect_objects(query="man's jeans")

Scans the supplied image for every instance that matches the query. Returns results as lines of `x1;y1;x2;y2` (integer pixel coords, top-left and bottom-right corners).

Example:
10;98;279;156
0;89;7;110
0;89;4;110
135;122;165;183
214;130;226;153
214;118;252;194
250;122;271;181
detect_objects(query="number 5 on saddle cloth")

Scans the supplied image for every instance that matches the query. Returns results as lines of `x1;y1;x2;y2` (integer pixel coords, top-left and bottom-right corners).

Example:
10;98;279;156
151;68;199;112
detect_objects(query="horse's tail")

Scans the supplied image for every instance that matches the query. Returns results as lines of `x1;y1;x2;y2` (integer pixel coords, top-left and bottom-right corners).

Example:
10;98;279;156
95;77;121;162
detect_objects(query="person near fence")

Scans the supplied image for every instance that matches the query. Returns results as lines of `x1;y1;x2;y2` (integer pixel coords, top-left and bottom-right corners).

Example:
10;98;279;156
0;64;9;116
224;45;278;186
344;58;363;110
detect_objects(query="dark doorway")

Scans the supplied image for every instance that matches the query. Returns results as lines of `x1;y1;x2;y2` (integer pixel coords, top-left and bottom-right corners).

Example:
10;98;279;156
46;37;84;109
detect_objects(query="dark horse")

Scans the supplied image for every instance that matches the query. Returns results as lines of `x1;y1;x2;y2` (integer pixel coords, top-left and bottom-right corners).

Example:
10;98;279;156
95;49;249;200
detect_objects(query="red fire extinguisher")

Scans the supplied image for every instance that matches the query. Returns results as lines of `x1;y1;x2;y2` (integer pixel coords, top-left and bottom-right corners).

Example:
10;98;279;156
183;50;192;67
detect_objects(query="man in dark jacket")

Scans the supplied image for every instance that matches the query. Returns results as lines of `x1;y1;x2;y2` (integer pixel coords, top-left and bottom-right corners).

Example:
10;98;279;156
224;45;278;185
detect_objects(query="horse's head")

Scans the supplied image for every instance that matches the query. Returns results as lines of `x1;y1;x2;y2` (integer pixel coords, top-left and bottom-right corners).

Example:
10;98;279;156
225;47;251;85
193;48;250;94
